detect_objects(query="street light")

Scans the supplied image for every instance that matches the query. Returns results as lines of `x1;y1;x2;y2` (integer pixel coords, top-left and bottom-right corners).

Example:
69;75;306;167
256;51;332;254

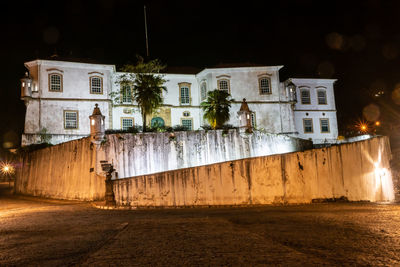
1;163;14;176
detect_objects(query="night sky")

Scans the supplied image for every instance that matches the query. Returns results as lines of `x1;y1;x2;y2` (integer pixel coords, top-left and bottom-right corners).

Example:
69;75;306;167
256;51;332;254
2;0;400;150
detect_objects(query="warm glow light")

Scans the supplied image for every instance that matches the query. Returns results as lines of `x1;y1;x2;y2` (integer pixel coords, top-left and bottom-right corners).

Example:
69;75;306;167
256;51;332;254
375;121;380;126
91;119;95;126
355;119;371;133
0;162;14;176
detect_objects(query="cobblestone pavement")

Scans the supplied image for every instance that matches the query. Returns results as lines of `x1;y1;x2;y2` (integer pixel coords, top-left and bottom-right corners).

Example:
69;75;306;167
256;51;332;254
1;183;400;266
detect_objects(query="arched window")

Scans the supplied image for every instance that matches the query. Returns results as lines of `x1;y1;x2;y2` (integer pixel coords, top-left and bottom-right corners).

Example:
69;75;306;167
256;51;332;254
259;77;271;94
179;83;191;105
201;82;207;101
317;90;327;105
300;89;311;104
151;117;165;128
49;73;63;92
218;79;230;93
121;85;132;104
90;76;103;94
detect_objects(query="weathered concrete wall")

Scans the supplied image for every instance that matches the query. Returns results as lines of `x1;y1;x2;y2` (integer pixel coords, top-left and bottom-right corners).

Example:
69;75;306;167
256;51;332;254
103;129;312;179
113;136;395;206
15;138;105;201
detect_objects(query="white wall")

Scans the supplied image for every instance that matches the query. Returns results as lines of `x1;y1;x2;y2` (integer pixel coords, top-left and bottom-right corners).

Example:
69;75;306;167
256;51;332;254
291;78;338;143
102;130;312;179
24;60;114;137
113;136;395;207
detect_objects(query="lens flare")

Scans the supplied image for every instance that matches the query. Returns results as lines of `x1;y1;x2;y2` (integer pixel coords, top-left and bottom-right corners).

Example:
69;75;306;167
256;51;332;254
354;119;371;134
0;162;14;176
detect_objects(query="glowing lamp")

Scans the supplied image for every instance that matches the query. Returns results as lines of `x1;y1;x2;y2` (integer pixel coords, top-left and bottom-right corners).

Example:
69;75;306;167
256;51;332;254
20;72;33;99
89;103;105;142
237;98;253;133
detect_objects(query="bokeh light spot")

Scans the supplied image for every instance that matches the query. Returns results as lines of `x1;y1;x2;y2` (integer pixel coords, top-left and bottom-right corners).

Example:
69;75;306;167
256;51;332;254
362;103;380;122
382;43;398;60
326;32;344;50
391;84;400;105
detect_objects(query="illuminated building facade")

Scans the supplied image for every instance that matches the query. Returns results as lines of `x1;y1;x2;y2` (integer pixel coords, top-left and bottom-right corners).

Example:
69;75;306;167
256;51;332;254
20;59;338;146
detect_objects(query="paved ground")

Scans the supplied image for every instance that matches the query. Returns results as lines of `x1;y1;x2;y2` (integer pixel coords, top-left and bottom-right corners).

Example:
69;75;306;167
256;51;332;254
1;183;400;266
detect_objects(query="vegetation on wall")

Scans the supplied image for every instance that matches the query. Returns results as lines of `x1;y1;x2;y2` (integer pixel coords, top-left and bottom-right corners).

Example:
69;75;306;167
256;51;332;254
111;56;167;132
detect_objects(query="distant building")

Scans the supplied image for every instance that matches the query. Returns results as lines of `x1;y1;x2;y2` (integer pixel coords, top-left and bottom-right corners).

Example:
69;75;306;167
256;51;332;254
20;59;338;146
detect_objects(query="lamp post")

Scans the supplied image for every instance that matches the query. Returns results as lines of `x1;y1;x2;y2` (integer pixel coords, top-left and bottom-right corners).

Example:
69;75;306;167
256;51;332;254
89;103;105;142
20;72;33;101
237;98;253;133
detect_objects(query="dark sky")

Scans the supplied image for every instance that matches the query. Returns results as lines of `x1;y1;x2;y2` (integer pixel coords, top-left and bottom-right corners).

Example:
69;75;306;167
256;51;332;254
2;0;400;149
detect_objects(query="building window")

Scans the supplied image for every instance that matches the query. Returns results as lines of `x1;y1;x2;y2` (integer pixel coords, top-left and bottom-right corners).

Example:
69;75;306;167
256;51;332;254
151;117;165;128
201;82;207;101
121;118;134;130
300;89;311;104
183;111;190;117
251;112;256;128
179;83;191;105
303;118;313;133
64;111;78;129
90;76;103;94
218;79;230;93
317;90;327;105
121;85;132;104
49;74;63;92
259;77;271;94
320;118;330;133
181;118;193;130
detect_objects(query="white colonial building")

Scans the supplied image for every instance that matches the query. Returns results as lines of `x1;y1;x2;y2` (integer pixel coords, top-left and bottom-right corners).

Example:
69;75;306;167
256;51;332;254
20;59;338;146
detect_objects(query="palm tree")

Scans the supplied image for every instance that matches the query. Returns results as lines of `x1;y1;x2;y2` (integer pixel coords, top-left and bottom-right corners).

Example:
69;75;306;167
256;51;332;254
133;72;166;132
201;89;233;129
113;56;167;132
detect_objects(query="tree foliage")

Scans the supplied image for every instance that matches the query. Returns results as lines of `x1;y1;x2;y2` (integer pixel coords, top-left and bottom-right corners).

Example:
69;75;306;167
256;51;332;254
201;89;233;129
112;56;167;132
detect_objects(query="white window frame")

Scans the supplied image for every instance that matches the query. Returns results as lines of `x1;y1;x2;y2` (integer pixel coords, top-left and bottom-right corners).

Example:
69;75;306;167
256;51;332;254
64;110;78;129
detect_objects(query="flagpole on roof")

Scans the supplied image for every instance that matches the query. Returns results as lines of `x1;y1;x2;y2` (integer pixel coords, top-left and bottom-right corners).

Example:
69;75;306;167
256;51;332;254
144;5;149;58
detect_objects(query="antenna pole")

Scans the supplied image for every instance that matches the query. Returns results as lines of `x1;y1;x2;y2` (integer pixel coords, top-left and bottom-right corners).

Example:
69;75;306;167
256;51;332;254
144;5;149;58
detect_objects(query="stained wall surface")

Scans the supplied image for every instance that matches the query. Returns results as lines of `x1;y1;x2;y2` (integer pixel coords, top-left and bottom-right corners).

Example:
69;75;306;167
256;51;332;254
113;136;395;206
15;137;105;201
103;129;312;178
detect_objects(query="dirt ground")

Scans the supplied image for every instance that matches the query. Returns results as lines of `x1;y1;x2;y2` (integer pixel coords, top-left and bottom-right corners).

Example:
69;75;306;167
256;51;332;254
1;183;400;266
